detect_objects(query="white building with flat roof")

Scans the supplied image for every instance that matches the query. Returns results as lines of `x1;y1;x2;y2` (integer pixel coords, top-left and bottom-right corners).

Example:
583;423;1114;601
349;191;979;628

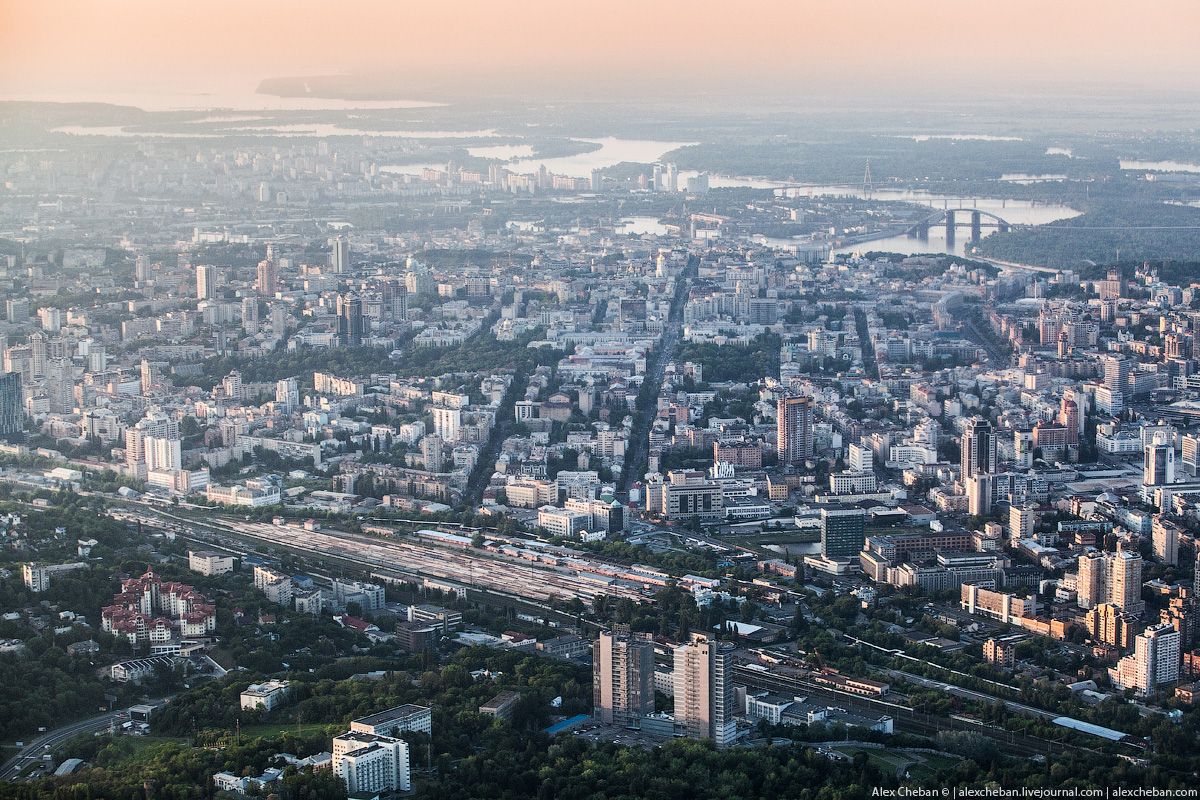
240;680;291;711
188;551;235;576
349;703;433;737
332;731;411;794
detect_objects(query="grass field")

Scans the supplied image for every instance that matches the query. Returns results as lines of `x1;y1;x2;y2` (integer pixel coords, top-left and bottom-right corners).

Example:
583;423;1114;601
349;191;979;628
238;722;339;739
905;753;960;781
831;746;916;776
101;736;190;765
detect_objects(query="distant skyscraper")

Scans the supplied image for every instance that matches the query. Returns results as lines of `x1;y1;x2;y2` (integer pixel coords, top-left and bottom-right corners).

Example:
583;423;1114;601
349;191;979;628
672;634;735;746
256;259;279;295
5;298;29;324
85;342;106;373
1143;432;1174;488
196;264;216;300
241;297;260;334
420;434;445;473
960;417;996;480
270;303;289;338
1102;355;1132;405
145;433;182;473
1058;398;1080;446
275;377;299;413
1076;550;1106;610
776;395;814;465
332;236;350;274
0;372;23;437
592;626;655;727
44;357;74;414
337;294;364;347
139;358;157;396
28;331;46;379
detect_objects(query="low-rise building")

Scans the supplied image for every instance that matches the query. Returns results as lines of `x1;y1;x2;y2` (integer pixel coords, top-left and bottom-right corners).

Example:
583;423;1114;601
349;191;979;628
110;656;177;683
479;690;521;721
240;680;292;711
350;703;433;737
188;550;235;576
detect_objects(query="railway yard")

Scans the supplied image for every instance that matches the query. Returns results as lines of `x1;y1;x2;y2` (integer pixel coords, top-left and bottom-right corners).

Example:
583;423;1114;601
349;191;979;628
109;504;709;607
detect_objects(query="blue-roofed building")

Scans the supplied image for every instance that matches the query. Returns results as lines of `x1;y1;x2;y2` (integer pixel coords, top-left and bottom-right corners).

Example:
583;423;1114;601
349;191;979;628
1051;716;1128;742
545;714;589;735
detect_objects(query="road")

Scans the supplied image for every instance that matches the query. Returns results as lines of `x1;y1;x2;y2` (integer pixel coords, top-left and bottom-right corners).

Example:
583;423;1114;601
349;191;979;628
618;254;696;497
0;712;121;781
465;369;531;506
852;307;879;380
962;312;1011;366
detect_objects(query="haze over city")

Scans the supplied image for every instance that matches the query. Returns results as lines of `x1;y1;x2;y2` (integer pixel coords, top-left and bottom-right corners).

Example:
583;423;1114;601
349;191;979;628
2;2;1200;799
3;0;1199;102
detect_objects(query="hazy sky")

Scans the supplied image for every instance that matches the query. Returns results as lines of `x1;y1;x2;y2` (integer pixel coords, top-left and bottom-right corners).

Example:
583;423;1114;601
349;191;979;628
1;0;1197;102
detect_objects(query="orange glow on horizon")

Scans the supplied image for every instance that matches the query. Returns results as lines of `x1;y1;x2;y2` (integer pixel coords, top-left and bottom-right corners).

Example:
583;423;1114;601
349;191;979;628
0;0;1196;99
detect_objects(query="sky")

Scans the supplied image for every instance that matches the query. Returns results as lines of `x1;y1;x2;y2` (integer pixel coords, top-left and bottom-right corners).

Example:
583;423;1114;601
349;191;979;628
1;0;1197;103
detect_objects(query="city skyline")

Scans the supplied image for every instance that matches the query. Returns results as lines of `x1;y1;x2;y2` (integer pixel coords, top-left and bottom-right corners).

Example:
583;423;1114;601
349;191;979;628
3;1;1200;796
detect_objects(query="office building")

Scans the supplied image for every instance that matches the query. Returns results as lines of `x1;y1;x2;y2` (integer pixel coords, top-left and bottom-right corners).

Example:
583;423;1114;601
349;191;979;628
592;626;655;726
960;584;1038;623
332;236;350;274
659;470;723;522
848;442;873;473
777;396;814;465
820;505;866;560
1144;432;1174;488
337;293;364;347
960;417;996;481
0;372;22;436
1103;355;1132;408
